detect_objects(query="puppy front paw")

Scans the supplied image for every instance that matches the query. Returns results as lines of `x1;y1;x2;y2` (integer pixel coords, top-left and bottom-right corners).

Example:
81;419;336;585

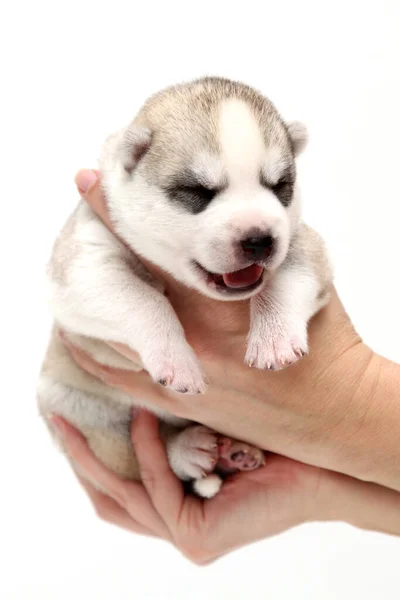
143;341;207;395
167;426;219;480
245;319;308;371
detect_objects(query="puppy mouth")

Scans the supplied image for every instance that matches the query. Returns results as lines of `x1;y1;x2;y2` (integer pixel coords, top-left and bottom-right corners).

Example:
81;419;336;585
195;263;264;294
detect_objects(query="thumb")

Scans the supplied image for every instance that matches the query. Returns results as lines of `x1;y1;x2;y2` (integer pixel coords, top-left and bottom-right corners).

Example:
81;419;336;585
75;169;114;232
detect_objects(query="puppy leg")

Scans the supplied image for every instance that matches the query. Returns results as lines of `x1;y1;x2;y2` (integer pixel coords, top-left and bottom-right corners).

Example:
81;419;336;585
50;204;206;395
246;224;332;370
166;425;219;481
37;375;139;484
165;425;265;499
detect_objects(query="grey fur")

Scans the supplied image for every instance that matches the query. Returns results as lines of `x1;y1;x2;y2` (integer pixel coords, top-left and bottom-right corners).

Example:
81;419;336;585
37;76;332;499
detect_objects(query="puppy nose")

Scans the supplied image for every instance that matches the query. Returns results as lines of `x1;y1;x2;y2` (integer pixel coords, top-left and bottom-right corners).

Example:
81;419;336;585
240;235;275;260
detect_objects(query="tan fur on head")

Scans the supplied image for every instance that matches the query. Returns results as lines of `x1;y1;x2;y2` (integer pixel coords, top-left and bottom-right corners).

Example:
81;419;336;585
38;77;332;499
134;77;293;185
99;77;309;302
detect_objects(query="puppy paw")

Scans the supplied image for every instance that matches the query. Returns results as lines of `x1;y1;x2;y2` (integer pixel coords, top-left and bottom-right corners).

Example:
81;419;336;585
245;320;308;371
193;474;223;499
217;437;265;473
143;341;207;394
167;426;219;480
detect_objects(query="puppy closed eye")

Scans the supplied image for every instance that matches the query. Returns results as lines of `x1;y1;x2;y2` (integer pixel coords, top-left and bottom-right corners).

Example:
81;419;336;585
272;180;292;195
184;185;217;202
260;176;293;207
167;183;219;214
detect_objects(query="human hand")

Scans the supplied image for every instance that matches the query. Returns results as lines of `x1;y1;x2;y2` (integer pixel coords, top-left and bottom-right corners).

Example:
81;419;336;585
72;170;400;492
50;410;400;564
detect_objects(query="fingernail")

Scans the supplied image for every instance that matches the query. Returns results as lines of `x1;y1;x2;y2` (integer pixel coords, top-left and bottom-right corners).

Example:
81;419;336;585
75;170;98;194
57;330;73;351
131;407;140;420
57;329;67;342
50;415;66;438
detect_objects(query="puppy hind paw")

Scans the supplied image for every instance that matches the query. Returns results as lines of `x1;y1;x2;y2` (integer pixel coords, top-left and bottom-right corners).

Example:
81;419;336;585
217;437;265;473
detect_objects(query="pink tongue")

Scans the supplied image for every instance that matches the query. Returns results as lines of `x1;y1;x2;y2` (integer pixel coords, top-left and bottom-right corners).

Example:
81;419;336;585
222;265;263;289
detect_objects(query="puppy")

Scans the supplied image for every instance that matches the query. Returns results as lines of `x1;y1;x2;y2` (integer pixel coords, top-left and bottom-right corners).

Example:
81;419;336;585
37;77;332;498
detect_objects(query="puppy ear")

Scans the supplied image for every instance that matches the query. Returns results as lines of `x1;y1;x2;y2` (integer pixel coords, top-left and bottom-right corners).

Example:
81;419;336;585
287;121;308;156
120;125;152;174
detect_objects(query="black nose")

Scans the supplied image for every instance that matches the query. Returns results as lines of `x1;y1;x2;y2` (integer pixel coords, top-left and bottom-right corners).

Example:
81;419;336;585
240;235;275;260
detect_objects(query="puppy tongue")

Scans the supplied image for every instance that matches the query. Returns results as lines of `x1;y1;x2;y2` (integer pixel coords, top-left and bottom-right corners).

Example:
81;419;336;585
222;265;263;289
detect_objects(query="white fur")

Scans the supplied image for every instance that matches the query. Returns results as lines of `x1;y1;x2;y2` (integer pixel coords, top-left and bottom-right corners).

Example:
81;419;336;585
193;475;223;499
49;203;206;394
246;264;321;370
191;153;226;188
100;101;300;302
287;121;308;155
219;99;266;182
39;80;330;498
262;145;291;185
167;426;218;480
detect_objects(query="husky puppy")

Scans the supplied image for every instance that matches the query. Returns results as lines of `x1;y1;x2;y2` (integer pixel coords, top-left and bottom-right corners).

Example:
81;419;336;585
37;77;331;498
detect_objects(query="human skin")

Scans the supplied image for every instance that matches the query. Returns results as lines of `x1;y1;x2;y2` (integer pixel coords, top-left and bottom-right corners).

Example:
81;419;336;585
66;169;400;494
51;411;400;565
47;169;400;563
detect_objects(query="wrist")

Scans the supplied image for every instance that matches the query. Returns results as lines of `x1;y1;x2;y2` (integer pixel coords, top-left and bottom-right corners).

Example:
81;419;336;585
322;471;400;537
329;351;400;491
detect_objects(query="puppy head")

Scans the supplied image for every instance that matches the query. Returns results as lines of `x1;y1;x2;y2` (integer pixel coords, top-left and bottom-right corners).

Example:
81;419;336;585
100;77;307;301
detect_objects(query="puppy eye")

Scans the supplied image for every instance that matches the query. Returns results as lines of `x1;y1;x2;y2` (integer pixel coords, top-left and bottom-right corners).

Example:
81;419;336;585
260;174;291;193
260;175;293;207
166;181;221;214
184;185;217;202
272;180;291;194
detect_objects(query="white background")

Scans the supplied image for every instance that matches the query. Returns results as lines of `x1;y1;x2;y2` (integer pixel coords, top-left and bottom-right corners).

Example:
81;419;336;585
1;1;400;598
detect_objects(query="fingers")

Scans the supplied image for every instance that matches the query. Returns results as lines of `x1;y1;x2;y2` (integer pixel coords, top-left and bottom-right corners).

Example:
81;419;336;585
58;332;135;384
107;341;142;366
51;415;136;507
59;332;147;389
75;170;114;231
131;411;189;530
59;332;181;413
74;169;179;289
75;474;157;537
50;415;171;539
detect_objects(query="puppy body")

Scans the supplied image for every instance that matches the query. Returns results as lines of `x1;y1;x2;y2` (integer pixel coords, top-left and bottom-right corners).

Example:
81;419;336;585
38;78;332;498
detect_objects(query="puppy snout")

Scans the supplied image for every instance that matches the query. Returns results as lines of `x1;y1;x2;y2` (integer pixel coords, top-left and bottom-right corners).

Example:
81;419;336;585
240;234;275;261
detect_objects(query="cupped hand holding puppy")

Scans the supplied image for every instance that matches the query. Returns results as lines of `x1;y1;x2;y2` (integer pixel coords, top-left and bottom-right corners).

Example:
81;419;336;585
51;408;400;565
70;169;400;495
50;169;400;559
